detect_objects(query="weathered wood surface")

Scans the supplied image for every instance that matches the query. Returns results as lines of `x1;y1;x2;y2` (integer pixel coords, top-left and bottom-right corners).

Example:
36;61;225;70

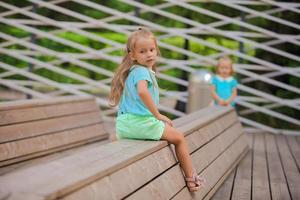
212;132;300;200
0;106;248;200
0;96;109;166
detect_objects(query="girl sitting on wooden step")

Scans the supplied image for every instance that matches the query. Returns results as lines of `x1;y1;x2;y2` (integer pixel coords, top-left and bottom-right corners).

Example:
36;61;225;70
109;27;205;192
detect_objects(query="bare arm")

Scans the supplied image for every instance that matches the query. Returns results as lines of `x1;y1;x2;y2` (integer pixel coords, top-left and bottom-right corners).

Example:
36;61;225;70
137;80;172;126
225;88;237;105
210;85;225;105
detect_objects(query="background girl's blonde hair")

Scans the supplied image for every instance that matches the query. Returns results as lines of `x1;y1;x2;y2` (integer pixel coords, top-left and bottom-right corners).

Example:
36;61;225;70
216;56;234;75
109;27;160;107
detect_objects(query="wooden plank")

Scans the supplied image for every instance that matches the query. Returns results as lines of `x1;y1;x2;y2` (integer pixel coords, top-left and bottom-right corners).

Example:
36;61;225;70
0;139;109;175
252;133;271;200
203;148;248;200
211;133;252;200
176;107;234;136
231;148;252;200
62;146;177;200
0;135;108;168
265;133;291;200
62;118;241;199
276;134;300;200
286;135;300;172
0;123;107;161
126;164;185;200
296;136;300;146
173;106;232;128
186;111;238;153
0;111;102;143
166;133;249;200
0;140;168;200
191;123;244;174
0;96;93;111
211;168;235;200
126;123;246;200
0;99;99;125
0;106;241;200
170;149;248;200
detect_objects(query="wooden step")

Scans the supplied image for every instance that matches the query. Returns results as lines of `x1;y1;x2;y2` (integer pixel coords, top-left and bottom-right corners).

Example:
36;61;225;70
0;106;248;200
0;96;109;167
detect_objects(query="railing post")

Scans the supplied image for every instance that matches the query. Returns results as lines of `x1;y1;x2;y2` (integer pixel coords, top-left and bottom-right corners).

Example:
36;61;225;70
187;70;213;113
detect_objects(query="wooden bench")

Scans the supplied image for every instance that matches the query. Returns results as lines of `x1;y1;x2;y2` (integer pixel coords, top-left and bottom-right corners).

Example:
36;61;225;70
0;96;109;167
0;105;249;200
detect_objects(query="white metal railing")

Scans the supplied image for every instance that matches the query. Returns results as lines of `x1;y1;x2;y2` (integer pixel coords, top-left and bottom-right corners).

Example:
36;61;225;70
0;0;299;134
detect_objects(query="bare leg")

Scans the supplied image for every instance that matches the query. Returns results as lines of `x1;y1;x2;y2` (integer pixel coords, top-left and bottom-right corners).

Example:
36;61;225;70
161;124;193;178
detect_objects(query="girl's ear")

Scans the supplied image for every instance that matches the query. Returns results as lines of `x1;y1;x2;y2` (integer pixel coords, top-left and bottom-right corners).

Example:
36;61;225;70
129;51;135;61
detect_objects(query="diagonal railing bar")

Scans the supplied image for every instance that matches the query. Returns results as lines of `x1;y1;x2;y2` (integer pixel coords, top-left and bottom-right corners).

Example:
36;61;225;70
213;0;300;30
68;0;300;78
0;1;217;71
261;0;300;15
0;2;124;57
4;0;296;83
2;0;298;86
118;1;300;81
241;103;286;116
217;0;300;6
242;68;300;84
0;48;111;92
0;61;184;116
8;19;292;40
0;23;190;90
0;2;177;50
0;50;185;116
235;68;300;95
237;84;300;111
0;61;109;105
0;0;68;17
158;7;287;43
1;0;296;72
236;99;300;126
166;0;300;48
164;0;300;54
0;28;115;78
0;80;49;99
0;46;120;79
239;117;279;134
0;29;115;79
116;1;300;74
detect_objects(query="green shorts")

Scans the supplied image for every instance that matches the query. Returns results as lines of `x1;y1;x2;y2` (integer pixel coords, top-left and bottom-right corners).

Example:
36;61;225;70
116;113;165;141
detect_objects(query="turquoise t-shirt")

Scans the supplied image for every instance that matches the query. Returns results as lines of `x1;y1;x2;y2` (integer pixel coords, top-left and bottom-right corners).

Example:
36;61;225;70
118;65;159;116
211;75;238;106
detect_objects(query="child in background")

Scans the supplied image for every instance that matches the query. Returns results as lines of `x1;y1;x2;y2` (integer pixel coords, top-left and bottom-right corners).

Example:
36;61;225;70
109;27;205;192
210;56;238;107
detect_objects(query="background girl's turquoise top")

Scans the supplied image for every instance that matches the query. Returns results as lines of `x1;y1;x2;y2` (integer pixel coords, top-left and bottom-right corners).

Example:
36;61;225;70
211;75;238;106
118;65;159;116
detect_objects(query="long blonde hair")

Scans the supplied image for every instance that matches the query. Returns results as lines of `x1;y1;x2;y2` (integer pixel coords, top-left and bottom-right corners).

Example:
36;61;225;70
109;27;160;107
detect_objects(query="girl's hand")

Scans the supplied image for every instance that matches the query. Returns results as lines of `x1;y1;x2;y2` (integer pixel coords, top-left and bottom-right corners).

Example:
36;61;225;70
158;114;173;127
224;100;231;106
218;100;226;106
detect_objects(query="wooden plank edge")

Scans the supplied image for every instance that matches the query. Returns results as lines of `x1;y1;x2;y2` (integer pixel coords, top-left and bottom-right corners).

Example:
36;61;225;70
0;96;95;111
0;134;109;168
203;147;249;200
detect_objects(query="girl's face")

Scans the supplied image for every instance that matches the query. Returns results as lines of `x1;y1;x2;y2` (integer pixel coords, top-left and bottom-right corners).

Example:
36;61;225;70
130;37;157;69
217;60;232;77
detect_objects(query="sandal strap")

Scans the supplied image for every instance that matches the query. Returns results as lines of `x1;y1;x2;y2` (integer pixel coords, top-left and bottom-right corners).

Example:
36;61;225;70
185;170;206;186
185;177;196;182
